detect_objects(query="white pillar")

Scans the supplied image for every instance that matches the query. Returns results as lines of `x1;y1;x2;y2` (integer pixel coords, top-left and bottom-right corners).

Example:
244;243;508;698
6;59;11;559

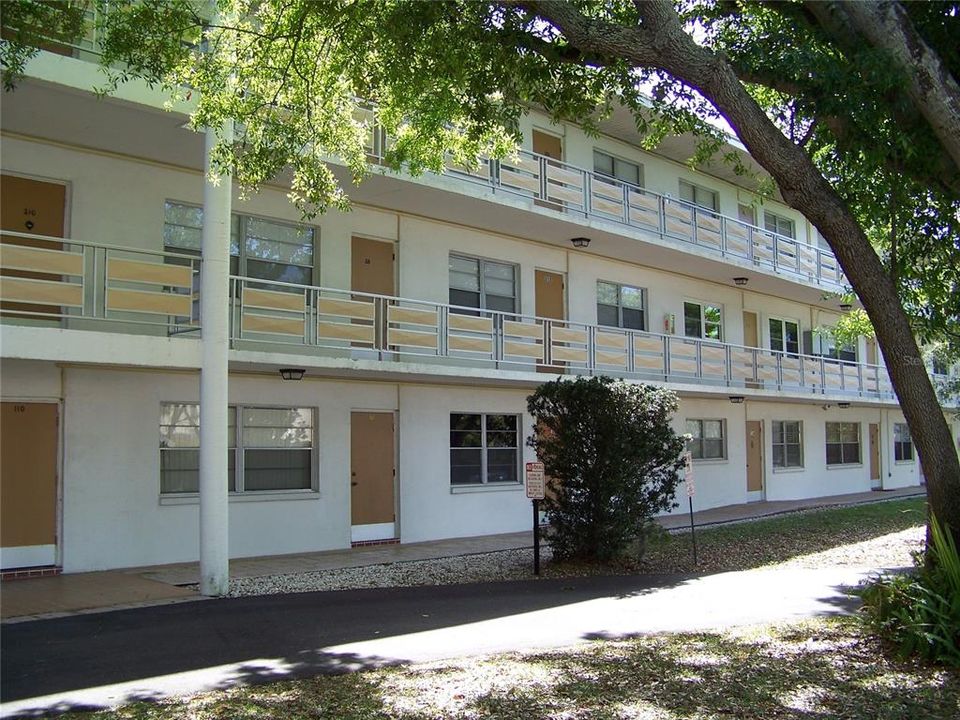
199;122;233;596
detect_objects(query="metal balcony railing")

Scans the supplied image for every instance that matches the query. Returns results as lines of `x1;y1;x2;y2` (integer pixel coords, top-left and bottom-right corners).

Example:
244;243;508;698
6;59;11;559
0;231;201;331
354;110;848;289
227;274;895;400
0;234;924;400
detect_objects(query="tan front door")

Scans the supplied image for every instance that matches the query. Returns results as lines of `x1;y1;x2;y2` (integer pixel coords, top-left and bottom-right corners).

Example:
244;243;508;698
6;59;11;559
869;423;881;488
1;175;67;317
536;269;564;371
746;420;763;498
351;236;395;349
742;311;758;347
532;130;562;209
742;311;760;388
1;402;59;568
351;236;395;297
350;412;396;539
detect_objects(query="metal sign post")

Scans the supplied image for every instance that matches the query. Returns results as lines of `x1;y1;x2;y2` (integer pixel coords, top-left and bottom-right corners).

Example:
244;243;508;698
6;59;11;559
684;451;697;566
525;461;546;575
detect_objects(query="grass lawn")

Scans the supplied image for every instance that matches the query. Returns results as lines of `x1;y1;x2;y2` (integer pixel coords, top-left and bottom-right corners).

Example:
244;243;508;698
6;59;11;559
58;617;958;719
542;496;928;577
644;495;927;571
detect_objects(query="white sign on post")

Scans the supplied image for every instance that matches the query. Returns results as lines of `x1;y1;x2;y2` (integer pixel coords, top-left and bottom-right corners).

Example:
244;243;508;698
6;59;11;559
684;451;695;498
525;461;545;500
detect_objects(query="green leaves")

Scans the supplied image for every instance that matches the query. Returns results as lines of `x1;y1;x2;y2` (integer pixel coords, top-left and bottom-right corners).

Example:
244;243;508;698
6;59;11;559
857;514;960;666
526;377;686;562
0;0;88;90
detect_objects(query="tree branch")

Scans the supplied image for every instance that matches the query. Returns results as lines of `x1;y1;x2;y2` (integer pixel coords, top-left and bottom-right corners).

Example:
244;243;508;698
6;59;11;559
839;1;960;175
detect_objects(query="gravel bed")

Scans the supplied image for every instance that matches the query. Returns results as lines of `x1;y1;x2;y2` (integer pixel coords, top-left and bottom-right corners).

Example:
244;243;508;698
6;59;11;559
224;521;925;598
227;547;554;597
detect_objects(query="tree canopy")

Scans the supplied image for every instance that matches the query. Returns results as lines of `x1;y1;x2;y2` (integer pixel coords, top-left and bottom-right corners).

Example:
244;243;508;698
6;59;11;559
2;0;958;539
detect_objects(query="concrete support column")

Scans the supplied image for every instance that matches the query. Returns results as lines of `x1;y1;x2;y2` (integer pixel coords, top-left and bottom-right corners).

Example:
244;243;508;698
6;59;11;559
199;122;233;597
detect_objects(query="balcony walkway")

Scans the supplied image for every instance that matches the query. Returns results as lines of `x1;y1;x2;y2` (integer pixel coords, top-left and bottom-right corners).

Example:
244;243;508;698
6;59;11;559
1;486;924;622
0;232;900;401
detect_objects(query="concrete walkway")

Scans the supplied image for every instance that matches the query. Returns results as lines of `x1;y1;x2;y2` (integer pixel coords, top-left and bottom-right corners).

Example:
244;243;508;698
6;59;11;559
0;487;924;622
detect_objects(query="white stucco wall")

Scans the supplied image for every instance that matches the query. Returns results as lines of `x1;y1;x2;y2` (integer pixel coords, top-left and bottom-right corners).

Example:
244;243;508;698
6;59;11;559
59;367;399;571
397;384;535;542
0;359;61;399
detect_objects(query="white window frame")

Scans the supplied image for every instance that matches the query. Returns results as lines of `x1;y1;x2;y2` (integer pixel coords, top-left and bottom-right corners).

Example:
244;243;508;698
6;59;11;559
825;421;861;466
163;201;317;287
768;316;801;356
679;180;719;212
772;420;804;469
159;402;318;497
596;281;647;331
448;253;519;314
894;423;914;463
449;412;522;488
683;300;723;342
593;149;644;187
686;418;726;461
763;210;796;239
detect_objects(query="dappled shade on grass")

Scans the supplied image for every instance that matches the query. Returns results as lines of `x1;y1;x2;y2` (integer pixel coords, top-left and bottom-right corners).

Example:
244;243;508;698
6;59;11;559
56;617;957;719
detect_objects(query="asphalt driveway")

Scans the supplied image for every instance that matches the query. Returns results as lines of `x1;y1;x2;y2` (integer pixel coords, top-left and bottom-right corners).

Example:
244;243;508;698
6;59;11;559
0;565;868;718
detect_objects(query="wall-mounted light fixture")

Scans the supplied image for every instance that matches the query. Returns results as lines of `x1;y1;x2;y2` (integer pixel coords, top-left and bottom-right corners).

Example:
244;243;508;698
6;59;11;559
279;368;306;381
837;401;850;408
729;396;745;404
733;277;749;287
570;237;591;248
839;301;853;312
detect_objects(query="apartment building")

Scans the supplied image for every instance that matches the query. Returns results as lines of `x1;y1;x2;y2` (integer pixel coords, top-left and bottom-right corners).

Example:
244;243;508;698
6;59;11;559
1;46;957;575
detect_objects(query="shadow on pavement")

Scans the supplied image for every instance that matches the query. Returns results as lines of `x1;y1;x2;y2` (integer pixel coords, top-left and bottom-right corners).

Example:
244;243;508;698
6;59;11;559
1;572;696;716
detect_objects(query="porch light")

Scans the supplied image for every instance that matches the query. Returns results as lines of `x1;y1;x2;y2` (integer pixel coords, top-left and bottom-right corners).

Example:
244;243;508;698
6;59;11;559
570;236;591;248
729;396;745;404
733;277;749;286
838;401;850;408
839;301;853;312
279;368;306;381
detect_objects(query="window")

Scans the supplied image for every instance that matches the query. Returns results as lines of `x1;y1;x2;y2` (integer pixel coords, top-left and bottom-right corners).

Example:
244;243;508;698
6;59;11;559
764;211;796;239
449;255;517;314
772;421;803;468
684;301;723;341
737;203;757;226
894;423;914;462
679;180;719;212
686;419;725;460
159;403;315;494
163;201;315;287
597;281;646;331
821;332;857;363
450;413;521;486
593;150;643;186
769;318;800;356
826;422;861;465
931;357;949;376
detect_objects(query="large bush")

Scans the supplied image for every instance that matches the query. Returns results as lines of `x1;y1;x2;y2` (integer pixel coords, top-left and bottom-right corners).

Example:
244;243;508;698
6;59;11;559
858;515;960;666
526;377;686;562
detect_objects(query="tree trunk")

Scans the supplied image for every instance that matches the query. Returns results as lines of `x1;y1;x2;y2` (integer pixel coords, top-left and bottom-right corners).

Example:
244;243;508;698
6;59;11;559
526;0;960;546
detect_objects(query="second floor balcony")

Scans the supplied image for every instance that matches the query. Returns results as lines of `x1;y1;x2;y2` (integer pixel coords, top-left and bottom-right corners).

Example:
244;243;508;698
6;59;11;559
0;233;912;403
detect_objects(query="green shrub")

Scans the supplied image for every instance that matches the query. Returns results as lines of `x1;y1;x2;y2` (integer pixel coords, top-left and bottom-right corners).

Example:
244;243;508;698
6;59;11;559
857;515;960;666
527;377;686;562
